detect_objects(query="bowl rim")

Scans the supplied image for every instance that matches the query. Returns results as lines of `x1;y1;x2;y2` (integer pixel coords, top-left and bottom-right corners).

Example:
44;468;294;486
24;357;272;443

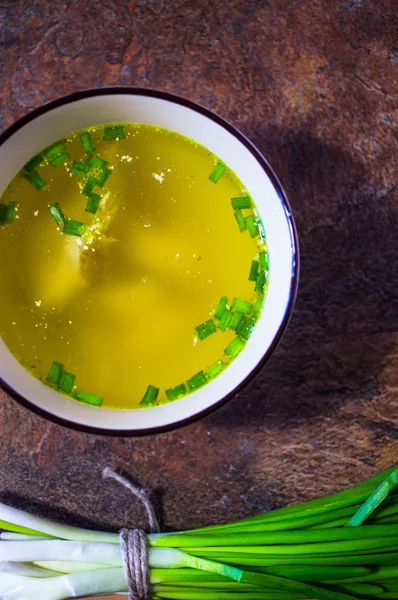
0;86;299;437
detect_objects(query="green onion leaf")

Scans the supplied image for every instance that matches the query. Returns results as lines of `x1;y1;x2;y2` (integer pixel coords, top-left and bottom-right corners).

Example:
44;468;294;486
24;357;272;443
187;370;207;391
255;273;266;293
74;391;103;406
48;203;65;227
58;371;76;394
83;176;97;196
218;309;232;331
1;201;17;224
245;215;259;238
103;125;125;140
231;196;251;210
96;168;112;187
47;361;64;385
257;217;266;240
205;360;226;380
24;170;46;190
86;155;108;172
63;220;84;237
234;209;247;232
79;132;95;154
259;250;269;271
345;470;398;527
71;160;90;178
140;384;160;405
252;294;265;320
85;193;101;214
229;311;243;331
214;296;228;320
236;316;256;340
44;141;67;161
165;383;187;401
195;319;217;340
224;336;246;359
231;298;253;314
209;162;226;183
24;154;43;173
248;260;259;281
49;152;69;167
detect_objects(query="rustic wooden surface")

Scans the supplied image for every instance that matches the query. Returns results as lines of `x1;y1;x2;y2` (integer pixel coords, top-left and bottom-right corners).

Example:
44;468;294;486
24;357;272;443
0;0;397;533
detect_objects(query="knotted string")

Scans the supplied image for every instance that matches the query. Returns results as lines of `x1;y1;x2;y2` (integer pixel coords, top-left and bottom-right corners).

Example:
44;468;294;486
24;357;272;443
103;467;160;600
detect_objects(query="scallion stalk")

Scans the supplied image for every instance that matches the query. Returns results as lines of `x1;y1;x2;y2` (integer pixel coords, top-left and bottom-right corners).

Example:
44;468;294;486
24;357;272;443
187;371;207;392
214;297;228;320
24;171;46;190
195;319;217;340
140;385;160;406
165;384;187;401
63;220;84;237
74;391;103;407
231;197;251;210
103;125;125;140
209;162;226;184
79;132;95;154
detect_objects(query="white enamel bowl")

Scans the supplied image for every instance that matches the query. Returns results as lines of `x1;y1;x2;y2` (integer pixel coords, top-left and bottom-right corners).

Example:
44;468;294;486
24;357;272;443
0;88;299;435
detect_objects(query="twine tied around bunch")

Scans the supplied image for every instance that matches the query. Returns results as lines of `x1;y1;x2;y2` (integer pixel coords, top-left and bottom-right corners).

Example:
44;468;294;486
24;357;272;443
102;467;160;600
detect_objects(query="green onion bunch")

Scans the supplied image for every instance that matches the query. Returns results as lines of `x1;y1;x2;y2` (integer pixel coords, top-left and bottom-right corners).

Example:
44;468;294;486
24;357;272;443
0;467;397;600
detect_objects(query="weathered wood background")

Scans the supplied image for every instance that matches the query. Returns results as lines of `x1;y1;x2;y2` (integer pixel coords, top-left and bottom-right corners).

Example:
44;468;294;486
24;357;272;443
0;0;397;532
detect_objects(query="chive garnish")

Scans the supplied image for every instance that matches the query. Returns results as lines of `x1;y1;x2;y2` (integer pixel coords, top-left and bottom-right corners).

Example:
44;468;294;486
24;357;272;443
74;391;103;406
259;250;269;271
96;168;112;187
248;260;259;281
252;294;264;320
103;125;125;140
214;296;228;320
71;160;90;178
140;384;160;405
48;203;65;226
231;196;251;210
47;361;64;385
234;209;247;232
205;360;226;380
224;336;245;359
79;132;95;154
49;152;69;167
24;154;43;173
187;370;207;392
209;162;226;183
0;202;17;225
231;298;253;314
229;311;243;331
63;220;84;237
195;319;217;340
255;273;266;293
83;176;97;196
86;155;108;171
218;309;232;331
85;193;101;214
24;171;46;190
236;316;256;340
165;383;187;401
58;371;76;394
245;215;259;238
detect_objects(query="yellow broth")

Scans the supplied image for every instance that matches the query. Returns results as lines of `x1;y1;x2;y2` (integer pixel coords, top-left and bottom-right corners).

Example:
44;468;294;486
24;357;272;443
0;125;267;408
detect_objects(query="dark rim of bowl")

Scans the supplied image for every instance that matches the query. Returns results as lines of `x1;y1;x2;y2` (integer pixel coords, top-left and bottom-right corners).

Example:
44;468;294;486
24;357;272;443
0;87;299;437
